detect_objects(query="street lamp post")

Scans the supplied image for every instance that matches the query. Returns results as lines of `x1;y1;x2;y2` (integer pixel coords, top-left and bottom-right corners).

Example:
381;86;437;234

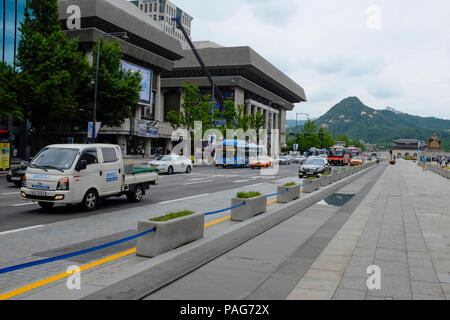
92;31;128;143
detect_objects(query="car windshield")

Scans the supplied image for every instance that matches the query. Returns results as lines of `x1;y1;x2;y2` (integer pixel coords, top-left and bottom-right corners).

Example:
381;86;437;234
156;156;174;161
305;159;324;166
31;148;79;170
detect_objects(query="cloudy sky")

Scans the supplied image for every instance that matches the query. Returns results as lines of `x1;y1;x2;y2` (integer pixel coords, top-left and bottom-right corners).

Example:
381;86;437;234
166;0;450;120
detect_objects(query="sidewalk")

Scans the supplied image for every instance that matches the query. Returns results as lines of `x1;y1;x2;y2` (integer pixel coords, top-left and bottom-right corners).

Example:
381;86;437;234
288;159;449;300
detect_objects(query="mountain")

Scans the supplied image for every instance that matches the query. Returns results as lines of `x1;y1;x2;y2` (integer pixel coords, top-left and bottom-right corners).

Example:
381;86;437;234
385;107;404;115
314;97;450;150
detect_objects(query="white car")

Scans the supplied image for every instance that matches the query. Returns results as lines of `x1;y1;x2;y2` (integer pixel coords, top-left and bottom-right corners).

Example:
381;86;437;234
149;155;193;174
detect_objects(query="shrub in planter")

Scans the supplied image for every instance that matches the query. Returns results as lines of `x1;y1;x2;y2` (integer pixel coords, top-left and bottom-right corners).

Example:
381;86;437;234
137;210;204;258
231;192;267;221
302;177;320;193
277;182;300;203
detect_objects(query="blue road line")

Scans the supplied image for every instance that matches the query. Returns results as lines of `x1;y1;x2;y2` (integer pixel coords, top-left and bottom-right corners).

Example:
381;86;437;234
204;202;246;216
0;228;156;275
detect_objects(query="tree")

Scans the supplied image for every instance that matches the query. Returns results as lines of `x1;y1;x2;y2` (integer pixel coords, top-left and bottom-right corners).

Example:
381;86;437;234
302;119;317;136
16;0;90;138
0;62;22;120
234;104;251;132
166;82;213;132
336;134;350;146
77;39;142;128
319;128;335;149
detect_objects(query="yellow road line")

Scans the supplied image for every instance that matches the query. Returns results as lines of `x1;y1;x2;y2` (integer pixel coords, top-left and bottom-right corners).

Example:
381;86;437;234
0;248;136;300
204;216;230;228
1;198;280;300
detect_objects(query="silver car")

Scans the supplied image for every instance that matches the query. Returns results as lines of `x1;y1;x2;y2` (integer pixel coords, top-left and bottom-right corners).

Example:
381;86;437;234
299;157;331;178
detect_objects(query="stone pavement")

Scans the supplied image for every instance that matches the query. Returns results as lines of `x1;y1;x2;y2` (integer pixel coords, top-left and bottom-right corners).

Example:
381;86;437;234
288;159;449;300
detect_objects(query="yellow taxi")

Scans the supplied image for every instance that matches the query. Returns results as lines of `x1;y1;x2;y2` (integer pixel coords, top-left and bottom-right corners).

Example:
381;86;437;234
250;156;274;169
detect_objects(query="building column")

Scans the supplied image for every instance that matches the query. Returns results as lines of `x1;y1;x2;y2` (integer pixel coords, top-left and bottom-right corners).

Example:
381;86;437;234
145;138;152;157
246;103;252;116
118;135;127;155
280;109;287;147
154;74;164;122
264;109;269;129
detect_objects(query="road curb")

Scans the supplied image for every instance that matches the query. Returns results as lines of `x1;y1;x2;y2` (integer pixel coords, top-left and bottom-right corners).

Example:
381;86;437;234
83;163;384;300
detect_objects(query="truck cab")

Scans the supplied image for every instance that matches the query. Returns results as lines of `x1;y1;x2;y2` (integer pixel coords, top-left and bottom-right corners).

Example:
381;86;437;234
20;144;158;211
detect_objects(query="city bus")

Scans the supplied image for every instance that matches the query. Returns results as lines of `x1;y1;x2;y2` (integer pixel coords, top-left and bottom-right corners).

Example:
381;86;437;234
215;140;263;167
328;146;351;166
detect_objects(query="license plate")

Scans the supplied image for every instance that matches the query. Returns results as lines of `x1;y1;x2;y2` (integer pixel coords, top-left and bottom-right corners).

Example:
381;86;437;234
11;177;21;181
30;190;46;197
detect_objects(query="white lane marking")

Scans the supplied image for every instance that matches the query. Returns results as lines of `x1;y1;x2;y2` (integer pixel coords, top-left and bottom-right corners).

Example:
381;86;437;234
243;183;265;188
233;180;250;183
12;202;37;207
158;193;211;205
2;192;20;196
0;225;44;236
182;179;216;186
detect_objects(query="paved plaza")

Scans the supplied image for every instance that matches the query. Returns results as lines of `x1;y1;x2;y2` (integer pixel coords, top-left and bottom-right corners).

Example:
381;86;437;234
0;160;449;300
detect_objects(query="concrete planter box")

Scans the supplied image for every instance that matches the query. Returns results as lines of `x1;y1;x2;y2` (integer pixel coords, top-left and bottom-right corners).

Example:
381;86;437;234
341;170;349;178
331;173;339;183
277;185;300;203
302;179;320;193
231;195;267;221
319;175;331;187
136;212;205;258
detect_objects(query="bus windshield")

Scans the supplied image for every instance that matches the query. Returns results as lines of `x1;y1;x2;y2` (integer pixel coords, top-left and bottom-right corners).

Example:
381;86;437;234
330;149;344;157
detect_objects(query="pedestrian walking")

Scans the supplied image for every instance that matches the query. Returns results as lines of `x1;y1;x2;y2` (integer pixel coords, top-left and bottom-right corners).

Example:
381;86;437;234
422;156;428;172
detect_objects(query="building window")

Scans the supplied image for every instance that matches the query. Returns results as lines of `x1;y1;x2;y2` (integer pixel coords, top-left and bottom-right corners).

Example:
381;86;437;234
144;4;148;12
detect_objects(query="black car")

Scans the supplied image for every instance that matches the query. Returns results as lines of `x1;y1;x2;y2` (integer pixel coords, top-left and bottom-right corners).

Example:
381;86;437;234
299;157;332;178
6;162;28;187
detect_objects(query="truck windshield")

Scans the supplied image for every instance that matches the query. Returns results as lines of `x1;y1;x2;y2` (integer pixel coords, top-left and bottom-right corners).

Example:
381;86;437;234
31;148;79;170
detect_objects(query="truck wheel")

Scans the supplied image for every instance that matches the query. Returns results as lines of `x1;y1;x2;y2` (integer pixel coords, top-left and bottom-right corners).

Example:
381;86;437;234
38;202;54;210
82;189;99;211
127;185;143;203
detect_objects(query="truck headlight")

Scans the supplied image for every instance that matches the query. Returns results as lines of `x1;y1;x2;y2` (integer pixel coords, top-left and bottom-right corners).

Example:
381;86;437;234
57;177;69;191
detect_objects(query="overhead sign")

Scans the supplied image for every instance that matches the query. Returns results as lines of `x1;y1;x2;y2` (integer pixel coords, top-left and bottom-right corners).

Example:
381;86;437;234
120;60;152;105
0;143;10;170
138;120;159;138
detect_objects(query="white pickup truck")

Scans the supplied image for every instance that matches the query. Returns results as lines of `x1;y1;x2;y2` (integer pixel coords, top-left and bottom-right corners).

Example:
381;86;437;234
20;144;158;211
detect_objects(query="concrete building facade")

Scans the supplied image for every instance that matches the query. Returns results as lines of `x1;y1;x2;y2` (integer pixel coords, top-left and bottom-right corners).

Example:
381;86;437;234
161;43;307;152
57;0;185;156
131;0;193;48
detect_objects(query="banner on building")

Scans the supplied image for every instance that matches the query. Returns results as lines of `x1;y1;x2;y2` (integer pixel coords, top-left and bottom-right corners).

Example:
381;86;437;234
138;120;159;139
0;143;11;170
120;60;152;105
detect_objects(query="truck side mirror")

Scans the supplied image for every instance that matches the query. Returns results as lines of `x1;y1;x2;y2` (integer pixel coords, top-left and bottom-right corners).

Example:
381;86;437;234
76;160;87;172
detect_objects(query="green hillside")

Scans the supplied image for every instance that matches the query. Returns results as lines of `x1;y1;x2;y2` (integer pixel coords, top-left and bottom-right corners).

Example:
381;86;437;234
311;97;450;151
